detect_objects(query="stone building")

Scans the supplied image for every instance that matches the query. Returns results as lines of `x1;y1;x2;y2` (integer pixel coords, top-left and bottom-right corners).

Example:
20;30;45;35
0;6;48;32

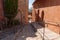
0;0;4;20
15;0;28;24
32;0;60;34
0;0;28;24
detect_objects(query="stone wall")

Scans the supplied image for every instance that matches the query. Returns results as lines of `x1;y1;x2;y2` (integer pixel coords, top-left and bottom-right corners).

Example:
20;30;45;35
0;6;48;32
0;0;4;16
32;0;60;34
0;0;28;24
15;0;28;24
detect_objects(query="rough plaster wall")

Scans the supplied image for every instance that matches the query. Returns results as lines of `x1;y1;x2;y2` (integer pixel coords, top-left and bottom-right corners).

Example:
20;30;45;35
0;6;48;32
15;0;28;24
0;0;4;16
39;7;60;34
32;8;35;22
33;0;60;34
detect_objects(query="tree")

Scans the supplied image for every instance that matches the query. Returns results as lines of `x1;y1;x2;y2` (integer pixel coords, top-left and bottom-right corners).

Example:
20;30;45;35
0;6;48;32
4;0;18;26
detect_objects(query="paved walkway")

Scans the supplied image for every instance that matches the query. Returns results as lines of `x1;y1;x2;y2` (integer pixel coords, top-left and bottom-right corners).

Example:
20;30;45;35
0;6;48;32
0;25;21;40
0;22;60;40
13;24;42;40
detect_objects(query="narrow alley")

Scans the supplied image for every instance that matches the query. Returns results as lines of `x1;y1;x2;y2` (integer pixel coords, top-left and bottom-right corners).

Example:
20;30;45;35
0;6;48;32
0;23;60;40
0;23;42;40
0;0;60;40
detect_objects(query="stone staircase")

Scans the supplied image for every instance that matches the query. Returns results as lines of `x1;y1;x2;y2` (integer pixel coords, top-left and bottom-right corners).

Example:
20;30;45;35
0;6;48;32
31;22;60;40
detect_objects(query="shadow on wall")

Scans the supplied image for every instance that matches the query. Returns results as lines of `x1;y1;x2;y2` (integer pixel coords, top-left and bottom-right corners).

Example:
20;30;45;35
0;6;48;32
35;9;45;22
35;9;41;22
38;10;45;27
35;9;45;28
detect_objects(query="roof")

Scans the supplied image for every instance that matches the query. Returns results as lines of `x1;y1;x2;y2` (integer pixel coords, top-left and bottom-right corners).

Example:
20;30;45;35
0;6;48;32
32;0;40;5
32;0;45;5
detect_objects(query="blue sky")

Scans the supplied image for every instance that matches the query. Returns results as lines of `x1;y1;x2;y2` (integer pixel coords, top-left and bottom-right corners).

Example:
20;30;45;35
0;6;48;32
29;0;35;9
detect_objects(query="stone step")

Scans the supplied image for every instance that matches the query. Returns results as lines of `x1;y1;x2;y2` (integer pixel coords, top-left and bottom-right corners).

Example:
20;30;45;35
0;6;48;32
31;22;60;40
38;28;60;40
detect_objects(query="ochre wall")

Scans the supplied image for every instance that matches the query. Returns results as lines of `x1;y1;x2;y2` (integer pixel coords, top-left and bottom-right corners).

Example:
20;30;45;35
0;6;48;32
0;0;4;16
0;0;28;24
32;8;36;22
15;0;28;24
32;0;60;34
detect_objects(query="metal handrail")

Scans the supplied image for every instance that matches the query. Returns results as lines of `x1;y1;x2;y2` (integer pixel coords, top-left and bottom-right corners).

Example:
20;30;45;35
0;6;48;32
38;21;60;40
38;21;60;27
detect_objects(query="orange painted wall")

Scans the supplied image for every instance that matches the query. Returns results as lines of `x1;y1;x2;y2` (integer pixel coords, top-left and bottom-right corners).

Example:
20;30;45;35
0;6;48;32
15;0;28;24
0;0;4;16
32;0;60;34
